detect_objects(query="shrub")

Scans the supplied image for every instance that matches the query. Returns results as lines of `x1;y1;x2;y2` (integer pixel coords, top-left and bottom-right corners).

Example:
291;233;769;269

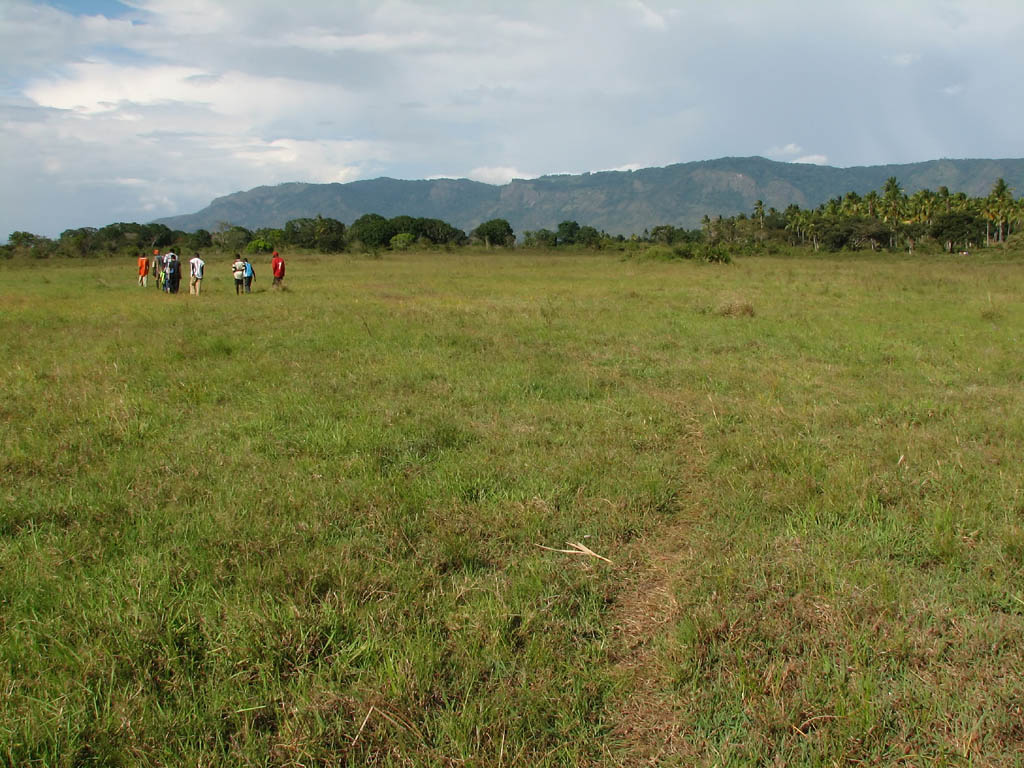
699;244;732;263
246;238;274;254
639;245;680;261
390;233;415;251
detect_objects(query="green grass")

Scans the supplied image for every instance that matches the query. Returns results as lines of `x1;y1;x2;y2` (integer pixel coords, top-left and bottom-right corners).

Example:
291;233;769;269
1;248;1022;766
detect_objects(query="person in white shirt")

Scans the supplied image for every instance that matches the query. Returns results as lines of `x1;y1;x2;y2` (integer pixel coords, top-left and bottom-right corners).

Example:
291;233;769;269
231;255;246;295
189;253;206;295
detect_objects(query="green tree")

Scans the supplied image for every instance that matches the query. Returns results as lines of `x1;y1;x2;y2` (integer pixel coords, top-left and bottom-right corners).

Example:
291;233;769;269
8;231;47;248
556;220;580;246
188;229;213;250
389;215;418;236
59;227;99;257
577;225;601;248
246;238;274;254
881;177;905;247
390;233;415;251
472;219;514;247
649;225;677;245
987;178;1013;243
523;229;557;248
284;218;319;248
349;213;395;250
415;218;465;245
930;212;984;252
313;216;346;252
215;225;252;251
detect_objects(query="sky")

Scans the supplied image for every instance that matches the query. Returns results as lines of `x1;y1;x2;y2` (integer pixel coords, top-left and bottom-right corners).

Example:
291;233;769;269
3;0;1024;239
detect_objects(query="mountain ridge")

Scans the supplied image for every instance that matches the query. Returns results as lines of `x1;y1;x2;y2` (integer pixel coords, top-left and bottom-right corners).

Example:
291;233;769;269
153;156;1024;235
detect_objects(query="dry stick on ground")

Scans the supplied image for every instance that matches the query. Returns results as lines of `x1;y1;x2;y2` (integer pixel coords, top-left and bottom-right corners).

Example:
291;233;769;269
536;541;613;564
351;704;426;747
352;706;375;746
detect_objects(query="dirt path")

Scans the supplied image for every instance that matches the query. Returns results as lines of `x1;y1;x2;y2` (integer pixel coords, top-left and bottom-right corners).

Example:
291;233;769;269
606;406;711;765
607;524;699;765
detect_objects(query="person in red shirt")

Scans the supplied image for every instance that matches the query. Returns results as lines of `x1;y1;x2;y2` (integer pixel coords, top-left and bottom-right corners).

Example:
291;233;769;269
271;251;286;289
137;252;149;287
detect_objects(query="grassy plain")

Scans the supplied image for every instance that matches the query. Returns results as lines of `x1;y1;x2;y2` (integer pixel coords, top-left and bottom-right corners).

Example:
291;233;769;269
1;248;1022;766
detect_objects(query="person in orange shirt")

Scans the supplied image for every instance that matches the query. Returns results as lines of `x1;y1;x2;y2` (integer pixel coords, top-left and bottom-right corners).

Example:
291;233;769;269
137;252;149;287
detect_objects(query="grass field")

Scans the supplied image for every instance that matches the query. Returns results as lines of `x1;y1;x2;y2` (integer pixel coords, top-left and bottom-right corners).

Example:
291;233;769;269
1;248;1022;766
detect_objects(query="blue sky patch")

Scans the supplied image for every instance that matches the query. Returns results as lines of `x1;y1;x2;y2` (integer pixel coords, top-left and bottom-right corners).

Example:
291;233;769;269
47;0;130;18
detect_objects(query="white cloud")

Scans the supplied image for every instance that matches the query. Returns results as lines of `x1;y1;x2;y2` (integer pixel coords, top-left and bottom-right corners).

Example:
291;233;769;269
4;0;1024;238
765;143;804;158
764;145;827;166
887;52;919;67
26;61;207;113
625;0;667;29
468;166;536;185
25;60;350;122
281;29;440;53
225;138;383;183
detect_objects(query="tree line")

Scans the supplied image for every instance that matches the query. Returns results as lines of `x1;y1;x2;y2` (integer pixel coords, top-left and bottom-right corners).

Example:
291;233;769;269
4;214;515;259
5;177;1022;259
694;177;1022;254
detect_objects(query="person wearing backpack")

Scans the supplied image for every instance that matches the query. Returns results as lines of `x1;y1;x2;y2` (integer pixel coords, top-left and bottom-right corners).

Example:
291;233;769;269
151;250;163;289
164;251;181;293
243;257;255;293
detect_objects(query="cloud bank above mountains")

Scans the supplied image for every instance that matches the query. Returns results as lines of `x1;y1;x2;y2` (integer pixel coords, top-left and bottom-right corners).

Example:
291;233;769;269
3;0;1024;237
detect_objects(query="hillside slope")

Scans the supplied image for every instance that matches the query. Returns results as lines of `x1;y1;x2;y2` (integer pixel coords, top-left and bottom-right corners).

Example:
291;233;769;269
154;156;1024;235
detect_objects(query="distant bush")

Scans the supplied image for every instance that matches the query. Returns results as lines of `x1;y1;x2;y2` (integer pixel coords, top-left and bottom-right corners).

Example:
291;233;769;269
700;244;732;263
390;233;415;251
245;238;274;254
639;245;681;261
629;242;731;263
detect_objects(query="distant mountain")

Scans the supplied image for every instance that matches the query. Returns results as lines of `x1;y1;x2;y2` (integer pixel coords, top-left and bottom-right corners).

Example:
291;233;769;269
154;156;1024;235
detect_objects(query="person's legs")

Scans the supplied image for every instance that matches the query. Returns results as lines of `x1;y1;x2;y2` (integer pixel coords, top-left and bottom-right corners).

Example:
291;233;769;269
244;276;252;293
195;278;202;296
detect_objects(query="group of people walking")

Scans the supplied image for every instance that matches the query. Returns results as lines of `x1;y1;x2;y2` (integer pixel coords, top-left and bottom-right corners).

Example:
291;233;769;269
136;250;285;295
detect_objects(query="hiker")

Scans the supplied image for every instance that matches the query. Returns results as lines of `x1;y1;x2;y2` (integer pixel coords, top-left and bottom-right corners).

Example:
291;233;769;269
271;251;285;289
231;254;246;295
136;252;149;287
243;256;255;293
189;252;205;295
162;251;173;292
166;252;182;294
151;250;162;289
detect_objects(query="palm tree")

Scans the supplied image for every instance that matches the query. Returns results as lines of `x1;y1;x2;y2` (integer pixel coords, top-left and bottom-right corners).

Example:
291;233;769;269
988;178;1014;243
864;190;880;218
909;189;935;227
841;191;861;217
753;200;765;230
